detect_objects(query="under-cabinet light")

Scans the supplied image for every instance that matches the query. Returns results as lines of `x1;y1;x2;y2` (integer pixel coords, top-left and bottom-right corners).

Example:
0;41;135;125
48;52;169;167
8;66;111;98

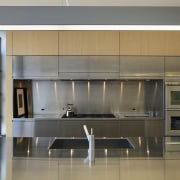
1;25;180;31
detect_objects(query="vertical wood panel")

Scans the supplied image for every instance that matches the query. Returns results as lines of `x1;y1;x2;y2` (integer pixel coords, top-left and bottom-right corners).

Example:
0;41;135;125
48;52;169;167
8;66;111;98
59;31;119;55
167;31;180;56
12;31;58;55
6;31;13;55
120;31;167;56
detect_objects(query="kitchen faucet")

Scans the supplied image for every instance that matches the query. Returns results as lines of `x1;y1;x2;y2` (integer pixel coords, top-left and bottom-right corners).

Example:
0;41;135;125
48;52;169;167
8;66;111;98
83;125;95;167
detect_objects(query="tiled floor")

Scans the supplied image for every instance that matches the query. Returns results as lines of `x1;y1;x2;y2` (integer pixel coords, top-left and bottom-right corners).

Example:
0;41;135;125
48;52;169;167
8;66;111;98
1;137;180;180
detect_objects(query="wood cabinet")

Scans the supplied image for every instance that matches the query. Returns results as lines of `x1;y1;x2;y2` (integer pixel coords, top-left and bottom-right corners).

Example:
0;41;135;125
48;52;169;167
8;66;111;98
120;31;167;56
12;31;59;55
59;31;119;55
166;31;180;56
120;31;180;56
6;30;180;56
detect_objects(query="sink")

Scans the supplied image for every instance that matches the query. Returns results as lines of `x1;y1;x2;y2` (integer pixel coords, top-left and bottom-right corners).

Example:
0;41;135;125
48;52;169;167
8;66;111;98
61;114;116;118
49;138;134;149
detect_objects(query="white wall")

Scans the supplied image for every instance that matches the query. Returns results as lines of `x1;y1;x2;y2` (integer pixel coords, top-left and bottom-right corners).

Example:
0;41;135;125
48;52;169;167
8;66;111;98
0;31;13;137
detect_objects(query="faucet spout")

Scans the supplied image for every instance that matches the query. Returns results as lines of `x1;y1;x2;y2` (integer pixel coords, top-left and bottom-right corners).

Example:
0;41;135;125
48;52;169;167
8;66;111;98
83;125;90;140
83;125;95;166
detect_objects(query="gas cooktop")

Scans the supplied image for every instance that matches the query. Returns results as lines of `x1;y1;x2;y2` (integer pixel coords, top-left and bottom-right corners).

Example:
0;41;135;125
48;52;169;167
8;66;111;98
61;113;116;118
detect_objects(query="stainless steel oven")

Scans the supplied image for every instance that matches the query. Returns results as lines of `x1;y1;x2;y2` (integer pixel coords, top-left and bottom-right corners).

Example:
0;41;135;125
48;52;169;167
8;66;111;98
166;82;180;109
165;82;180;136
166;110;180;136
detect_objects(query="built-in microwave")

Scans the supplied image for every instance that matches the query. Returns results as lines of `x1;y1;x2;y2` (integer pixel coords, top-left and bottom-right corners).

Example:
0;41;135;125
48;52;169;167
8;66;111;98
166;110;180;136
166;83;180;109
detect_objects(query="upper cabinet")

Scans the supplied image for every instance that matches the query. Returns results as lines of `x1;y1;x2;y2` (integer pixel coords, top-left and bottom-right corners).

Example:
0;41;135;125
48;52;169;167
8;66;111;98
120;31;180;56
12;31;59;55
58;56;120;79
12;56;59;79
120;31;167;56
58;31;119;55
166;32;180;56
120;56;164;79
7;30;180;56
165;57;180;78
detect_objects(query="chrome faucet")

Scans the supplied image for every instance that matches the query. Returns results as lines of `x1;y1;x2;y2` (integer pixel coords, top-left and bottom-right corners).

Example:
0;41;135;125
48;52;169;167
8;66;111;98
83;125;95;166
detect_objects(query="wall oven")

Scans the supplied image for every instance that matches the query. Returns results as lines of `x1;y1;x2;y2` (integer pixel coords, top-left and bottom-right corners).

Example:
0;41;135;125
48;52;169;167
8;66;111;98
165;82;180;136
166;110;180;135
166;82;180;109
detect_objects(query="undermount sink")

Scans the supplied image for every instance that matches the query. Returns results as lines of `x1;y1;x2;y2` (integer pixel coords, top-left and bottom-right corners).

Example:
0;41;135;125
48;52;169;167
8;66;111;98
49;138;134;149
61;114;116;118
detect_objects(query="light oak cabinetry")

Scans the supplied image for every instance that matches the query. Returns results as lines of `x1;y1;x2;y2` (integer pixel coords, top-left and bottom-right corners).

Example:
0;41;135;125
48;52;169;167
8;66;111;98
59;31;119;55
12;31;58;55
7;30;180;56
120;31;180;56
120;31;167;56
166;31;180;56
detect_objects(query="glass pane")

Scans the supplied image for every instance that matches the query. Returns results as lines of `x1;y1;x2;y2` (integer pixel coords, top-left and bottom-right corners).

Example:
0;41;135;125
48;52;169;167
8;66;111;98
171;91;180;105
171;116;180;130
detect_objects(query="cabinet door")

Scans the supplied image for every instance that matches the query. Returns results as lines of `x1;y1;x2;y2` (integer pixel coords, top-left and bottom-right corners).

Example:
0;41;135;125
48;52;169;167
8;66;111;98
119;120;144;137
60;120;86;137
167;31;180;56
58;56;120;79
144;120;163;137
120;56;164;78
58;56;89;79
59;31;119;55
13;56;59;78
12;31;58;55
120;31;167;56
35;120;60;137
165;57;180;77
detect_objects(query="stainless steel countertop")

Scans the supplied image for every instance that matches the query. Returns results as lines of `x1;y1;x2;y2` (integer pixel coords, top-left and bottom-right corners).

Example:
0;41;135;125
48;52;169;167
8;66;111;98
13;113;163;122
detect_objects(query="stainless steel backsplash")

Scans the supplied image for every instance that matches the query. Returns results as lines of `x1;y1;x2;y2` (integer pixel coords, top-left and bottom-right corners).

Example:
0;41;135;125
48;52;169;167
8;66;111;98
31;80;164;116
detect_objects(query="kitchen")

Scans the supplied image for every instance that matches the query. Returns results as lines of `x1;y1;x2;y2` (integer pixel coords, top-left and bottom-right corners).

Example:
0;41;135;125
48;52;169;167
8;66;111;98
0;5;180;180
6;30;180;180
5;30;178;157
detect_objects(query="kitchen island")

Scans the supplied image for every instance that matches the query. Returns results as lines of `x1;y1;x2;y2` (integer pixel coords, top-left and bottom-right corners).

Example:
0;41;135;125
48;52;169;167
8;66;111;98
1;136;180;180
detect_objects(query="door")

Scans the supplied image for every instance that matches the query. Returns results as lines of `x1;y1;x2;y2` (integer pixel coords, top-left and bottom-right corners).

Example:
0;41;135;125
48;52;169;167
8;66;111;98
166;84;180;109
120;56;164;79
12;56;59;78
166;110;180;135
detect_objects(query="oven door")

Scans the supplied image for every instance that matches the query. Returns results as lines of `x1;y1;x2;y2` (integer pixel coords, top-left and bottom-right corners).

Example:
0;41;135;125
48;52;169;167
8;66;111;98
166;110;180;135
166;85;180;109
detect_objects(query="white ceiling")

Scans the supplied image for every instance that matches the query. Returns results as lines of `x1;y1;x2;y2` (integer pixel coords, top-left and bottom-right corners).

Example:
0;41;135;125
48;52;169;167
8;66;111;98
0;0;180;6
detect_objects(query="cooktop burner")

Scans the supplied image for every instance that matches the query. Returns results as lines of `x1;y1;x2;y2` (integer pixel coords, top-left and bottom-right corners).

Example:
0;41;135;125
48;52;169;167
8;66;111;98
61;114;116;118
